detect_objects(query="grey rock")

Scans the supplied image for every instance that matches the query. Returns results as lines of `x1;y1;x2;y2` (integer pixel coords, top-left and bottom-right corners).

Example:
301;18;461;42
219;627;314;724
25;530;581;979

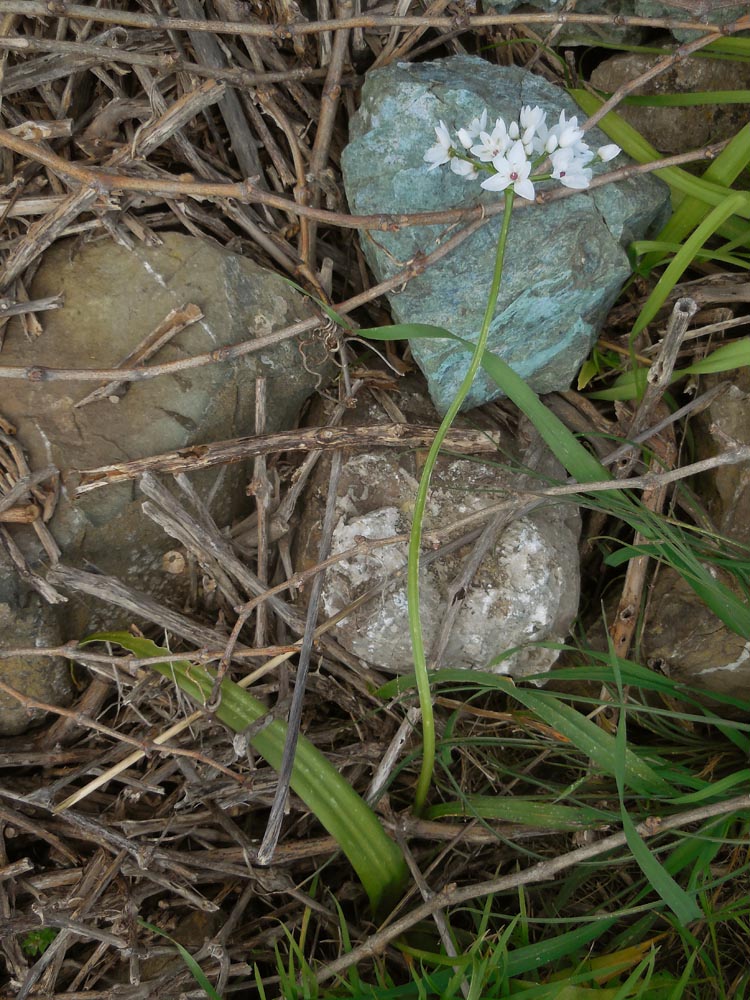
294;377;580;677
481;0;744;45
341;56;669;414
484;0;647;46
643;569;750;705
0;233;327;731
0;596;70;736
641;374;750;703
591;51;750;155
635;1;748;43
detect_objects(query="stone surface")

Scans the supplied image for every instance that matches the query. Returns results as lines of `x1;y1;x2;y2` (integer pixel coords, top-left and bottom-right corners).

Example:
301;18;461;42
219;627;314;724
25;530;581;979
0;595;71;736
294;376;581;677
591;52;750;155
341;56;670;414
643;569;750;703
641;373;750;703
635;0;748;43
694;372;750;548
481;0;745;45
484;0;647;45
0;232;327;731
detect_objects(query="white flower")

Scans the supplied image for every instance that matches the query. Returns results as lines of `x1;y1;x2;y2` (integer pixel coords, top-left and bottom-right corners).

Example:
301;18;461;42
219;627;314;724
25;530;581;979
424;120;454;170
470;109;489;134
471;118;510;162
481;140;535;201
457;109;488;149
533;110;585;156
520;105;545;132
451;157;478;179
597;143;621;162
555;111;584;149
421;106;618;198
549;147;593;190
567;139;595;169
519;106;546;155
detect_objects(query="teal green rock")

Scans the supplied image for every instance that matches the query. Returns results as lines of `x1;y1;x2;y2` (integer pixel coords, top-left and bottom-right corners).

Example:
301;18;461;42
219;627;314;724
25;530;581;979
342;56;670;413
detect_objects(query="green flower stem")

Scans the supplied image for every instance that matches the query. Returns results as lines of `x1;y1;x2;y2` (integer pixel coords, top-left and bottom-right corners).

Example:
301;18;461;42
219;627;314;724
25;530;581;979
409;189;515;815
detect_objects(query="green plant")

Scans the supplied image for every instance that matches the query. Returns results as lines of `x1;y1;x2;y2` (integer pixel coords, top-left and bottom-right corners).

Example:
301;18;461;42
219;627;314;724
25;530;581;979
84;633;407;916
21;927;59;957
366;107;624;815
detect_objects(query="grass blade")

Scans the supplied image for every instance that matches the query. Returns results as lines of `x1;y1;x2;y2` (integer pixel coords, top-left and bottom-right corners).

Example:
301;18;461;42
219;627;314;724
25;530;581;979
611;659;702;925
426;796;614;828
504;920;616;979
383;670;674;797
630;193;747;336
139;919;223;1000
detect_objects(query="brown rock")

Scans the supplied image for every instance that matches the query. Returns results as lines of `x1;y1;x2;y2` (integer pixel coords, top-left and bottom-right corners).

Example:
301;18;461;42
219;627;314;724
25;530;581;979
0;232;328;732
641;374;750;705
644;569;750;702
0;596;71;736
591;53;750;155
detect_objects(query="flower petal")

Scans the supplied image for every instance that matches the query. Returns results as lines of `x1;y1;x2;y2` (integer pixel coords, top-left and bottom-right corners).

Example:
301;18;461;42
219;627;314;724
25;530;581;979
480;172;510;191
423;146;450;168
451;157;477;178
513;177;536;201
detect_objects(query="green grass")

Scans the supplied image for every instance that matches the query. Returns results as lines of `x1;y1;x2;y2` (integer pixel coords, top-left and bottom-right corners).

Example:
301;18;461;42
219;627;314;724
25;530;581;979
148;650;750;998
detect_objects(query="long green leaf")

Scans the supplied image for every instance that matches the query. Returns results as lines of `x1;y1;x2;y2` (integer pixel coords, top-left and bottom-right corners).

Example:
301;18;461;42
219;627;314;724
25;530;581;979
611;660;702;925
84;633;407;914
671;770;750;806
619;808;701;925
631;193;747;336
643;123;750;271
494;685;674;798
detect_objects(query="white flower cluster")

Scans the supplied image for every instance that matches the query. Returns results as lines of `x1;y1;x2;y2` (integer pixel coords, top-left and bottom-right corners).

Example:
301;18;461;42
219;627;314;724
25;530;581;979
424;106;620;201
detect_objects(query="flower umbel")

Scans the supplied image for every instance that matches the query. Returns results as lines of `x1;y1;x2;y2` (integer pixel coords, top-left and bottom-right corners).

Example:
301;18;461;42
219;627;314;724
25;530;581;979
481;140;535;201
424;106;621;200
